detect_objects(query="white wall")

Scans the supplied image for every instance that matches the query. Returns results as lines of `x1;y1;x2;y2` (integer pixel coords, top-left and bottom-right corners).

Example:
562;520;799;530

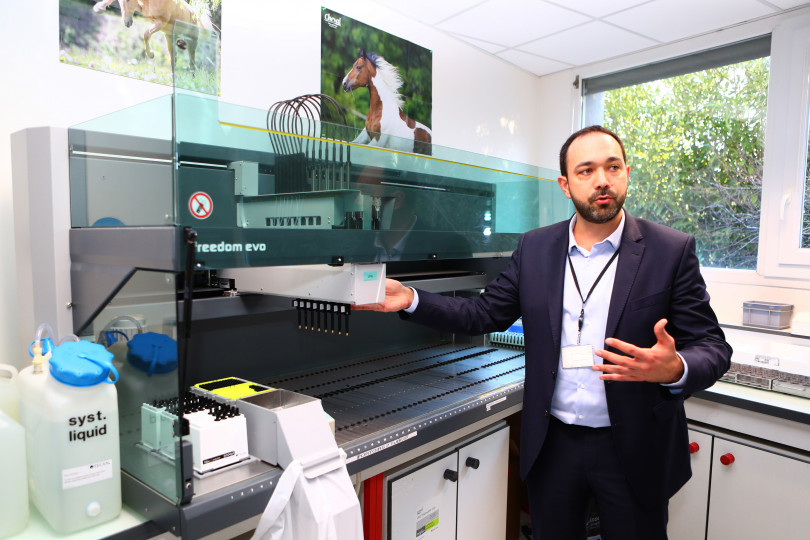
0;0;543;369
534;69;578;171
533;7;810;332
220;1;542;160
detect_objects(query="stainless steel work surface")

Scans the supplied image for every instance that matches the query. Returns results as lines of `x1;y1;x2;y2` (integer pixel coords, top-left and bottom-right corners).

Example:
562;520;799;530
263;344;526;447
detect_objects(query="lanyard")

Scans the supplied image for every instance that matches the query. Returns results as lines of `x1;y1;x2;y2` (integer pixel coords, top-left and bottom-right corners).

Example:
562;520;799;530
567;248;620;345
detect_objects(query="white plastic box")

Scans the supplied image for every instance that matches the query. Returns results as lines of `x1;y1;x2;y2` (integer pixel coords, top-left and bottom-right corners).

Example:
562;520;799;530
742;301;793;330
219;263;386;305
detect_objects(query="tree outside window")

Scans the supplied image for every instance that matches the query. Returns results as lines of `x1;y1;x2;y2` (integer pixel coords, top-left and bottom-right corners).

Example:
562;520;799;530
587;57;769;270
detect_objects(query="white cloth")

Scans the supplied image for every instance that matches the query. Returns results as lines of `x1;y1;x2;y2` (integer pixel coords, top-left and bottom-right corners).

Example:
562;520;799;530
252;449;363;540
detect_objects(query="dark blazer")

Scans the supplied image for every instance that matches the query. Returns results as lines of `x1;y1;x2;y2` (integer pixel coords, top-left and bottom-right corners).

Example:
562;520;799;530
405;214;731;508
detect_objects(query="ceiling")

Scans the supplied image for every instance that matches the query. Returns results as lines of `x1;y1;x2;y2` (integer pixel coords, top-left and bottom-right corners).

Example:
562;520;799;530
369;0;810;76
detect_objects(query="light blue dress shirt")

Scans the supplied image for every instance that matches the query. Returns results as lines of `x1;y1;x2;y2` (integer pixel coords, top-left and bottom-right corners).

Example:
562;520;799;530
549;212;625;427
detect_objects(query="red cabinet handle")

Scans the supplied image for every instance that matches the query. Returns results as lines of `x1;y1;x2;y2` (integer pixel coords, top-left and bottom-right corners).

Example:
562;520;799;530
689;442;700;454
720;453;735;466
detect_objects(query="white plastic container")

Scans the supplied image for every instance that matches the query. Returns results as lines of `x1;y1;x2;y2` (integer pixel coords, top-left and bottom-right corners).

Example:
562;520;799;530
742;301;794;329
18;340;121;534
0;410;29;537
114;332;178;416
0;363;18;420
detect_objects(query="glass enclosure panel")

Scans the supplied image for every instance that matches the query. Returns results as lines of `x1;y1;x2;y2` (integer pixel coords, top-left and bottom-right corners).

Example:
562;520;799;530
172;90;567;268
171;20;221;96
75;270;183;503
68;97;173;228
68;91;569;267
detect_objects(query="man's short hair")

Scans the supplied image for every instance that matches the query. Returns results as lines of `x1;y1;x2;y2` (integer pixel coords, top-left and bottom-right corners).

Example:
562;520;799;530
559;125;627;177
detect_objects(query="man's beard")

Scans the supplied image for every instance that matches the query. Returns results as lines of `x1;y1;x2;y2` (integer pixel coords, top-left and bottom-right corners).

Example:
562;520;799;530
572;189;626;224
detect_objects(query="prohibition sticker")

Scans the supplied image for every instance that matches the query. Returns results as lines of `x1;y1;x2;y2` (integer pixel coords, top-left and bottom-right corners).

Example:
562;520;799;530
189;192;213;219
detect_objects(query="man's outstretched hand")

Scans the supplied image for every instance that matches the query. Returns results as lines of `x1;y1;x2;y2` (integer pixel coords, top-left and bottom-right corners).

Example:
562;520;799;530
352;279;414;312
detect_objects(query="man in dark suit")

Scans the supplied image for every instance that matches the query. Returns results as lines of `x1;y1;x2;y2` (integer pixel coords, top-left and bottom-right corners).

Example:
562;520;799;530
355;125;731;539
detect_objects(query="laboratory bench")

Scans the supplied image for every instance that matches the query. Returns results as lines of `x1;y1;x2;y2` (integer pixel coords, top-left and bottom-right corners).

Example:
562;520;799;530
7;358;522;539
667;322;810;539
9;374;810;540
672;381;810;540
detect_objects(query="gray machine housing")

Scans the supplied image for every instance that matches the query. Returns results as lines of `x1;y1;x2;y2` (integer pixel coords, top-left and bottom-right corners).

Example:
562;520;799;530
11;126;528;539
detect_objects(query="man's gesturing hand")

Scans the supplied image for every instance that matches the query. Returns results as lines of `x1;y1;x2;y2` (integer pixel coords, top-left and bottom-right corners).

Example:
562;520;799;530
593;319;684;384
352;279;414;313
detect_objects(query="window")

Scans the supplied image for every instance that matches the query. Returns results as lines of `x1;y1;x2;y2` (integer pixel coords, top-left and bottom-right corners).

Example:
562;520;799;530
582;37;770;270
757;14;810;277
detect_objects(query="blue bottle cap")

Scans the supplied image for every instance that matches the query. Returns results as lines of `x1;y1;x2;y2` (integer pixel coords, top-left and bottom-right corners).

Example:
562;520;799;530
91;217;125;227
126;333;178;377
49;341;118;387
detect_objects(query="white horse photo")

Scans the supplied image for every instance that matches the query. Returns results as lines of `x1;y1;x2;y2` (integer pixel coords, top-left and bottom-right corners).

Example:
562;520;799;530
342;50;432;155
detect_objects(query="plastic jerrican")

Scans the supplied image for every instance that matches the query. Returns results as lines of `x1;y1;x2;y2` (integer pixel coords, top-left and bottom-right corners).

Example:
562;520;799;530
0;363;19;420
0;410;29;537
18;325;122;534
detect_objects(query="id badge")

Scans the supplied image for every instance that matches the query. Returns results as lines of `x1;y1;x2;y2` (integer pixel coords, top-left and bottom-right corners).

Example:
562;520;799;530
561;344;594;368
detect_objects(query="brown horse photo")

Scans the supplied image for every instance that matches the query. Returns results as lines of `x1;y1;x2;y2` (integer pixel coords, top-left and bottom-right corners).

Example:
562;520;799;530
342;50;432;155
92;0;213;71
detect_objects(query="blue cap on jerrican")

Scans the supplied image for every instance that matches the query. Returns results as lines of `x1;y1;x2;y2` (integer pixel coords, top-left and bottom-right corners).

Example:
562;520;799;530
91;217;125;227
127;332;178;377
49;341;118;387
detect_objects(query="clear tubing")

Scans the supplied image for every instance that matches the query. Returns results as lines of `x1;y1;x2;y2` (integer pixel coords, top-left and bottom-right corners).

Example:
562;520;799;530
96;316;145;345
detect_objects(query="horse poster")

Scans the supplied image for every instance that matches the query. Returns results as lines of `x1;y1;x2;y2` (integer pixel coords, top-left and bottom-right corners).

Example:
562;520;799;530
321;7;433;154
58;0;222;95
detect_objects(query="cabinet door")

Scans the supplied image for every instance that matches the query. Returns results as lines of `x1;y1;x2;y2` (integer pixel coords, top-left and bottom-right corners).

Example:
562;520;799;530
389;452;459;540
707;439;810;539
668;429;712;540
457;426;509;540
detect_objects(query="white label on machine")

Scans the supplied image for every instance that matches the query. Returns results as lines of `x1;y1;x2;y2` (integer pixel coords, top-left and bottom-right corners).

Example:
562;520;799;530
754;354;779;367
62;459;113;490
345;431;417;464
416;499;440;536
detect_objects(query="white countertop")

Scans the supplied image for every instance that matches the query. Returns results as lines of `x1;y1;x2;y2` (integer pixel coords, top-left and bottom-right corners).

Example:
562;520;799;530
700;381;810;417
688;381;810;452
7;503;160;540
